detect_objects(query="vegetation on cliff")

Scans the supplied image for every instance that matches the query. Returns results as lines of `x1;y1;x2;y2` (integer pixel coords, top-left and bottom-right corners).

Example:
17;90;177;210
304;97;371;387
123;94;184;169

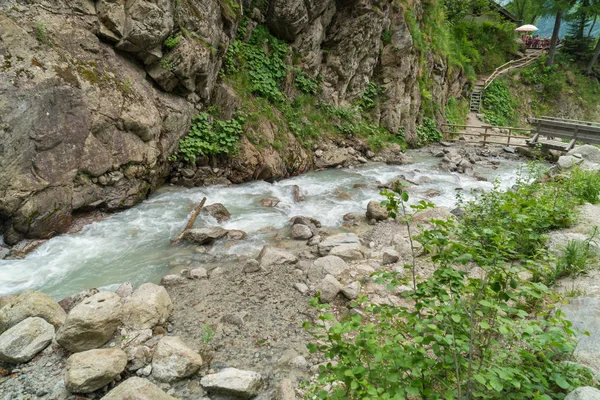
171;1;523;163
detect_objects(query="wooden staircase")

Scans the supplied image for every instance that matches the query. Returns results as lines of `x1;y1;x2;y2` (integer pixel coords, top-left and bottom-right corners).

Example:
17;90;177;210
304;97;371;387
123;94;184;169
469;82;484;113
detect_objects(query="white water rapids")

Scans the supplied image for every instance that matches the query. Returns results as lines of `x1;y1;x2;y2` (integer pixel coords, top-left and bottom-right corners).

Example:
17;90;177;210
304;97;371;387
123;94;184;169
0;151;524;300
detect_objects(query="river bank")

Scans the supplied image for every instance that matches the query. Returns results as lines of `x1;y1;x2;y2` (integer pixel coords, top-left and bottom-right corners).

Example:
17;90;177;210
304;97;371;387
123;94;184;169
4;143;600;399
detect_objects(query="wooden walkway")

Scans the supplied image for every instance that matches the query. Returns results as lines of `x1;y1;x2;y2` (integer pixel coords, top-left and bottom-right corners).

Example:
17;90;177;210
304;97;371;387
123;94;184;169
528;117;600;151
442;116;600;151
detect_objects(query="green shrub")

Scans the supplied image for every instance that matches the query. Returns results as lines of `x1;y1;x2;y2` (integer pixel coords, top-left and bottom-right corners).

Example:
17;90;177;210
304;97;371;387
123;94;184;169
223;24;289;104
482;80;515;126
293;69;319;95
176;112;245;162
164;35;182;49
552;230;599;284
356;82;381;111
305;176;594;399
416;117;442;146
562;168;600;204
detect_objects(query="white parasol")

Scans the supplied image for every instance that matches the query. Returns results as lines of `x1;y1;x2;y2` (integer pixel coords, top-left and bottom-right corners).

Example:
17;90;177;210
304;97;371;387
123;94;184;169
515;24;539;32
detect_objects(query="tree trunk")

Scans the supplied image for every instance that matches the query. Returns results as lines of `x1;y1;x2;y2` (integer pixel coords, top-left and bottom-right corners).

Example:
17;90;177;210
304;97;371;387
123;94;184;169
588;15;597;37
587;37;600;74
547;10;563;66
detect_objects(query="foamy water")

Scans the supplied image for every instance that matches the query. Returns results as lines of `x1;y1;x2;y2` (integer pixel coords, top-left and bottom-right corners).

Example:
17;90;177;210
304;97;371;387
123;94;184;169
0;152;522;299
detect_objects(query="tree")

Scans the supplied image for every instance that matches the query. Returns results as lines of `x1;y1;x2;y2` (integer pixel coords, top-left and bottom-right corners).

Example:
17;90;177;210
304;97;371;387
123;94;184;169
545;0;579;66
505;0;543;24
587;35;600;72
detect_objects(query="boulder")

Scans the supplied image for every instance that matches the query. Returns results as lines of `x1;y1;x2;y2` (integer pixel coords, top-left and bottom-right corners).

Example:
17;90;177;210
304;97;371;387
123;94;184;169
276;378;297;400
65;348;127;393
258;246;298;267
181;227;229;245
58;288;100;313
291;224;313;240
101;377;176;400
366;200;388;221
382;248;400;265
56;291;122;353
123;283;172;330
152;336;203;382
201;203;231;222
0;290;66;333
160;274;187;286
316;275;342;303
200;368;263;399
187;267;208;279
259;196;281;207
559;145;600;172
318;233;361;255
329;244;364;261
0;317;54;363
565;387;600;400
341;281;361;300
227;230;248;240
243;259;261;273
313;256;348;277
115;282;133;298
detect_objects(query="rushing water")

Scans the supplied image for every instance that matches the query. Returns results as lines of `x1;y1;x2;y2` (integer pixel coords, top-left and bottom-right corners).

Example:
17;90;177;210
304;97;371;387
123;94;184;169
0;151;523;299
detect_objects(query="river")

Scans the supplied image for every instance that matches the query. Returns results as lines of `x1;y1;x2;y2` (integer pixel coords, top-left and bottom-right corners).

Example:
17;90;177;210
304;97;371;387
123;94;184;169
0;151;524;299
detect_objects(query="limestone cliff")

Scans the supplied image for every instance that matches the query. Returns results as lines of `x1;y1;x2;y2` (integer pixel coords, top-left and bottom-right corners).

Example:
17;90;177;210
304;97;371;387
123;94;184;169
0;0;467;245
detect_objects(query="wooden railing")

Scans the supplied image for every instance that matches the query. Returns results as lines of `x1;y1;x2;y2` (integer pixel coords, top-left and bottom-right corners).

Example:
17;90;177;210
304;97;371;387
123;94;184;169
483;53;542;89
442;124;534;146
529;117;600;151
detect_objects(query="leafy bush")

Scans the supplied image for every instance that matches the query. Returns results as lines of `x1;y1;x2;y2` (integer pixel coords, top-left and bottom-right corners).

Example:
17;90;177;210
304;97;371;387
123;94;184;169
223;24;289;104
293;69;320;95
482;80;515;126
356;82;381;111
164;35;182;49
176;112;245;162
305;175;595;399
416;117;442;146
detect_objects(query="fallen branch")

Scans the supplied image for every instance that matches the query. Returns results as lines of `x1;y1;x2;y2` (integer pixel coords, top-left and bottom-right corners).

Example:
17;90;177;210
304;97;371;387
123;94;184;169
172;197;207;244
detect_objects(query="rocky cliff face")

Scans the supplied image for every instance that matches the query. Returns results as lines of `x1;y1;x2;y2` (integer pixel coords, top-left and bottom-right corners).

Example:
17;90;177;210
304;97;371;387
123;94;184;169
0;0;467;245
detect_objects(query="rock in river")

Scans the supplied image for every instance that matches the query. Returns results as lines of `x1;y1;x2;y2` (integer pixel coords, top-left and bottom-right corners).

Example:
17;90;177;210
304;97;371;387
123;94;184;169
181;227;229;245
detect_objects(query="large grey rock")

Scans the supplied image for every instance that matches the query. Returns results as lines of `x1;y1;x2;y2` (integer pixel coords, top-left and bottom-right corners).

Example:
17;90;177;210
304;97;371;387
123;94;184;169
201;203;231;223
316;275;342;303
58;289;100;313
329;244;364;261
123;283;172;330
56;291;122;352
0;317;54;363
181;227;229;245
341;281;361;300
318;233;361;255
382;248;400;265
313;256;348;277
200;368;263;399
0;290;66;333
65;348;127;393
101;377;176;400
152;336;203;382
562;297;600;373
366;200;388;221
566;387;600;400
291;224;313;240
258;246;298;267
0;14;194;244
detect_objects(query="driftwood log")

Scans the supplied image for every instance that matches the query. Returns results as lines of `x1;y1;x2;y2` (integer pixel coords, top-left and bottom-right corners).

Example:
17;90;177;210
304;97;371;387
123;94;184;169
172;197;207;243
